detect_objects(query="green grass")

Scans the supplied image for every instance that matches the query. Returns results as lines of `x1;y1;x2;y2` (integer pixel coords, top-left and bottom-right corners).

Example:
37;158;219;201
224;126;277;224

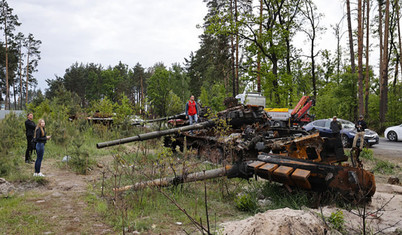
372;159;396;174
84;151;249;234
359;148;374;160
84;148;323;234
87;178;246;233
0;193;48;234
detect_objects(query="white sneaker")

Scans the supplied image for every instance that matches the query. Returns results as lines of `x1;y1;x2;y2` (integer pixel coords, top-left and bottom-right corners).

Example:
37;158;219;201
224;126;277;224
33;173;38;177
37;172;45;177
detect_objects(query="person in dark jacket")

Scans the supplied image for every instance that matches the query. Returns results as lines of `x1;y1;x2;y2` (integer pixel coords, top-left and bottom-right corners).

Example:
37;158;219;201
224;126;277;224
185;95;199;125
330;116;342;136
330;116;343;148
353;115;367;149
25;113;36;163
33;119;51;177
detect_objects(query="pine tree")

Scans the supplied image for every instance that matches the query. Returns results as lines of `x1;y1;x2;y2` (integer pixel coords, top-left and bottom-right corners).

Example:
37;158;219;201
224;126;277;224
0;0;20;109
24;33;41;105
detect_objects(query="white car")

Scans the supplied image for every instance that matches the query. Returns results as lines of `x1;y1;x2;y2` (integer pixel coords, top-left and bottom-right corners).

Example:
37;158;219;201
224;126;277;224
384;124;402;141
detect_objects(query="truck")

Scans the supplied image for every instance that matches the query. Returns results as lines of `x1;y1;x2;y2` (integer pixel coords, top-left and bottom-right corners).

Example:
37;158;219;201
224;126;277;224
265;96;314;128
235;92;266;108
235;87;314;128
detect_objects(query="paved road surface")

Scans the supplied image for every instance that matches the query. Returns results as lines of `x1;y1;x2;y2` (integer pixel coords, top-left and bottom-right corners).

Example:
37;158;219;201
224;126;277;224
370;137;402;156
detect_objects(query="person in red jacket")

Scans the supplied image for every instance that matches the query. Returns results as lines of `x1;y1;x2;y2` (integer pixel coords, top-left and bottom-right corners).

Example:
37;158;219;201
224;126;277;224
185;95;199;125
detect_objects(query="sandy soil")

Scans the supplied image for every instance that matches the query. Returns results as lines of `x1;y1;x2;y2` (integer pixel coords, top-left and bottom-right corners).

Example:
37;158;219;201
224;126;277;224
221;184;402;235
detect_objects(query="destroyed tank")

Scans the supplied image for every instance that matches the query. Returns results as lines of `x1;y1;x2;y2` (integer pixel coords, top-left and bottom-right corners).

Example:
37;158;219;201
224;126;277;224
97;98;376;201
98;98;308;164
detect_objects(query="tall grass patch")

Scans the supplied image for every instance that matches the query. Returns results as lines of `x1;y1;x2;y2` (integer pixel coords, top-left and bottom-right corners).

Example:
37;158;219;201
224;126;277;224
86;148;249;234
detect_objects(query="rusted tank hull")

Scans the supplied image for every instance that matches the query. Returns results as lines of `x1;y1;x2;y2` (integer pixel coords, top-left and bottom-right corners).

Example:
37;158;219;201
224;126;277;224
114;156;375;201
248;154;376;199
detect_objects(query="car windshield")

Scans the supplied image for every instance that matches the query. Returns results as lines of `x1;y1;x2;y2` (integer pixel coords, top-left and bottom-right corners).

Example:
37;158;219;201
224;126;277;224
340;120;355;129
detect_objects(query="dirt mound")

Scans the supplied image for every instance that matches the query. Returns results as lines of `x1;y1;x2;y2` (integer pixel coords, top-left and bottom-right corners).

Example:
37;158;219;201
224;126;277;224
221;184;402;235
221;208;336;235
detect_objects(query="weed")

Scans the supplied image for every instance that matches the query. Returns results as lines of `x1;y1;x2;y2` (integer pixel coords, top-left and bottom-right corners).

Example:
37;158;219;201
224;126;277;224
359;148;374;160
32;176;49;185
259;181;312;210
372;160;395;174
90;150;249;234
327;209;345;232
234;193;258;212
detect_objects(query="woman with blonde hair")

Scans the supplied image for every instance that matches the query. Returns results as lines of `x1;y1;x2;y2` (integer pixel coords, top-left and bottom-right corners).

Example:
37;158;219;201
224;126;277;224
33;119;51;177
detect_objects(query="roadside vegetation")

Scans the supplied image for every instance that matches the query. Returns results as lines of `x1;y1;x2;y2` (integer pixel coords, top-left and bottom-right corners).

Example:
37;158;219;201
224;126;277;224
0;92;400;234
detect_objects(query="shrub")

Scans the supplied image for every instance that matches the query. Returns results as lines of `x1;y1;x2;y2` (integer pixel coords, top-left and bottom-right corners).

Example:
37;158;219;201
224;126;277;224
234;193;258;212
67;138;95;175
328;210;345;232
359;148;374;160
0;113;25;176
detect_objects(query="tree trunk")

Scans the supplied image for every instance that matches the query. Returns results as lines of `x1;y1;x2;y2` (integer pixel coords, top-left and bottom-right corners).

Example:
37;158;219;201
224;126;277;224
346;0;356;73
26;43;30;105
395;55;399;87
271;53;280;105
230;0;236;97
234;0;239;95
5;40;9;110
256;0;262;92
334;22;342;83
140;74;144;108
378;0;384;92
379;0;390;125
397;0;402;80
364;0;370;117
346;0;358;119
357;0;364;116
19;44;24;109
311;37;317;100
13;81;16;109
3;2;9;110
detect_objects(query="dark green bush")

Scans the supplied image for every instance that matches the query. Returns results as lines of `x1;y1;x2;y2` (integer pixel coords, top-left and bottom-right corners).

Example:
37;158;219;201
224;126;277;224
234;193;258;212
0;112;25;176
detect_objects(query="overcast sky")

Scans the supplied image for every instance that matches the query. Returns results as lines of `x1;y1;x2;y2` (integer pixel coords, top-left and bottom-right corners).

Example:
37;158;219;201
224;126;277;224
11;1;353;92
13;0;208;90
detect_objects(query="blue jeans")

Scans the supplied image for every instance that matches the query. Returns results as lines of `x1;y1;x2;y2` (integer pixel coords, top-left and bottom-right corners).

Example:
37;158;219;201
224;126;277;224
189;114;198;125
35;142;45;173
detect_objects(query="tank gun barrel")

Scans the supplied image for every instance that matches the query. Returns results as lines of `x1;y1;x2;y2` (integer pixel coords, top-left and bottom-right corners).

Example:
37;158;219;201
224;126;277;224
132;113;186;126
96;120;214;149
114;165;233;192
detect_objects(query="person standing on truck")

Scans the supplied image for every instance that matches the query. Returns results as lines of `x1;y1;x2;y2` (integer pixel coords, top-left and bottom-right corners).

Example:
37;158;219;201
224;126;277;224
353;115;367;150
185;95;199;125
25;113;36;164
